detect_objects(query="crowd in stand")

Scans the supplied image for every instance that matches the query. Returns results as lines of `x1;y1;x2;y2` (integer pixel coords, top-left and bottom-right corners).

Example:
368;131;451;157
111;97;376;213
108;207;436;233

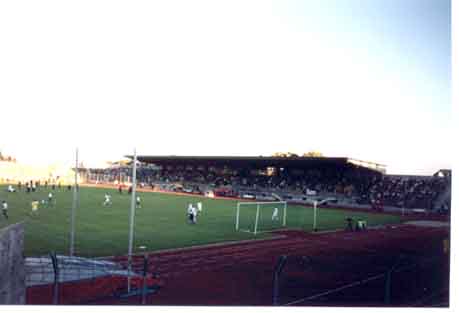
85;166;367;195
82;165;450;211
365;176;449;210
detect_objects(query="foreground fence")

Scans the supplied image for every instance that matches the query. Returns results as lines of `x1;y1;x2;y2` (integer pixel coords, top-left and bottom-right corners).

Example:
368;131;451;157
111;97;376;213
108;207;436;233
26;253;162;304
0;223;26;304
23;226;449;306
273;251;449;307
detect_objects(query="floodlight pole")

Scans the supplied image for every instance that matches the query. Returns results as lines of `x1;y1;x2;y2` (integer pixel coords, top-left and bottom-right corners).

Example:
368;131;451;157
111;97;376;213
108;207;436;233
282;201;287;227
313;201;318;232
401;184;405;216
69;148;78;256
254;204;260;235
236;203;240;230
127;148;137;292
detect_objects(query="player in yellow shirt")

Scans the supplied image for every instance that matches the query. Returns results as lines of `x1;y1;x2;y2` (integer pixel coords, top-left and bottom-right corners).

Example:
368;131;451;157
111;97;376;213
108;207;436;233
31;200;39;216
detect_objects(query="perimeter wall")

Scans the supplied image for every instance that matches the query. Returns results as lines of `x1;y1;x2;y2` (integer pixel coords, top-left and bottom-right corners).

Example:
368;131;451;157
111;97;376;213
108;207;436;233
0;222;25;304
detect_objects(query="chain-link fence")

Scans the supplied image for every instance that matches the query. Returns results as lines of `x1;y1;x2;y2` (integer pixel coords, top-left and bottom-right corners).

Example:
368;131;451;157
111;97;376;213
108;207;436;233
25;253;162;304
273;251;449;307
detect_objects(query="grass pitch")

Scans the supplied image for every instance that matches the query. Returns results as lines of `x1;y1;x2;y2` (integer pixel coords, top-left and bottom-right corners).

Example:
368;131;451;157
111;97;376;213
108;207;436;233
0;185;402;257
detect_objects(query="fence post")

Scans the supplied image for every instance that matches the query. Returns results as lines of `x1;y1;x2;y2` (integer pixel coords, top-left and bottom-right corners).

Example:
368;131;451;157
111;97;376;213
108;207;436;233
384;254;405;305
273;255;288;305
141;254;148;305
384;269;392;305
50;252;59;305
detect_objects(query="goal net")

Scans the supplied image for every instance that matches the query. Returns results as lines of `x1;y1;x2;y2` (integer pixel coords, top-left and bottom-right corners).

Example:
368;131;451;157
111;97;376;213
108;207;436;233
235;201;287;235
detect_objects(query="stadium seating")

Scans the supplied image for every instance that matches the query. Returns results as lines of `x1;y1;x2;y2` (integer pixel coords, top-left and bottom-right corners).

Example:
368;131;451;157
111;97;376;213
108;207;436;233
80;164;450;212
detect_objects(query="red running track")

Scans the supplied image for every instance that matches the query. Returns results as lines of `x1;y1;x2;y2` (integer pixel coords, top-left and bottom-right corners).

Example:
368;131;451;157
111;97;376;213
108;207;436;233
87;223;449;306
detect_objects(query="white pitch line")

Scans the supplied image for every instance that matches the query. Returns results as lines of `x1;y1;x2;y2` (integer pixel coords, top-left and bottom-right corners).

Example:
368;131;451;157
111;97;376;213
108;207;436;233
284;272;386;306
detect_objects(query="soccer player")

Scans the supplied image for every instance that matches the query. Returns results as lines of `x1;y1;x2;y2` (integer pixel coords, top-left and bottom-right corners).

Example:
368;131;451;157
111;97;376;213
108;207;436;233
136;196;141;209
31;200;39;216
2;201;8;220
118;185;123;194
48;192;54;207
103;194;112;206
272;207;279;221
7;185;15;192
187;203;194;223
345;217;354;231
197;202;202;214
191;205;198;224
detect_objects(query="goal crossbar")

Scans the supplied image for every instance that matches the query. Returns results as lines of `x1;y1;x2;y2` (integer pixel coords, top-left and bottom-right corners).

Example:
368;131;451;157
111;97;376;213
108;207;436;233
237;201;288;205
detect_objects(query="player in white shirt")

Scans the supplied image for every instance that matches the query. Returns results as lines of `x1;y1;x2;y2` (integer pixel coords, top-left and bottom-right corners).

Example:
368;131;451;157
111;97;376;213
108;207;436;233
2;201;8;220
48;192;54;207
103;194;112;206
136;196;141;209
7;185;15;193
191;205;198;224
272;207;279;221
187;203;194;223
197;202;202;213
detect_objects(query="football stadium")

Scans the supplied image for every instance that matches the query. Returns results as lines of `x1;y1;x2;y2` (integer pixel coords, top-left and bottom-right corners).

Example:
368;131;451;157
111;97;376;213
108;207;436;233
0;0;452;308
0;154;451;306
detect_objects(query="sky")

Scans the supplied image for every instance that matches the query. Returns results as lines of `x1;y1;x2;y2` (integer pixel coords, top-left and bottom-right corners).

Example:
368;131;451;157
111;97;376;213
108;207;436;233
0;0;453;174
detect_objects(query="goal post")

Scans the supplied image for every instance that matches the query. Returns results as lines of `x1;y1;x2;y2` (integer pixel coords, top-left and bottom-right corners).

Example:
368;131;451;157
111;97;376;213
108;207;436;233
236;201;287;235
309;198;334;232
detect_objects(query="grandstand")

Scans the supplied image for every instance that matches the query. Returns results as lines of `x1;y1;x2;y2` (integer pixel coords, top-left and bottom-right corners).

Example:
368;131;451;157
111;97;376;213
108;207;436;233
80;155;450;214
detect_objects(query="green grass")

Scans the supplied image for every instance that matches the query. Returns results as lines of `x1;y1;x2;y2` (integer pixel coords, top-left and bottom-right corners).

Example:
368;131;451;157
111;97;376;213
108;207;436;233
0;185;402;257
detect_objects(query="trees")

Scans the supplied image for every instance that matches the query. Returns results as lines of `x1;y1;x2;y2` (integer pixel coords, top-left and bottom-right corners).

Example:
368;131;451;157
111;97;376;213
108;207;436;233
272;151;323;158
303;151;323;157
272;152;299;158
0;151;16;162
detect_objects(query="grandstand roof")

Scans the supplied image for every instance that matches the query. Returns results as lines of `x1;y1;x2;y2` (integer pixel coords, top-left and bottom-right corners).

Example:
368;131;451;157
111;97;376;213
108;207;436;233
128;155;386;173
